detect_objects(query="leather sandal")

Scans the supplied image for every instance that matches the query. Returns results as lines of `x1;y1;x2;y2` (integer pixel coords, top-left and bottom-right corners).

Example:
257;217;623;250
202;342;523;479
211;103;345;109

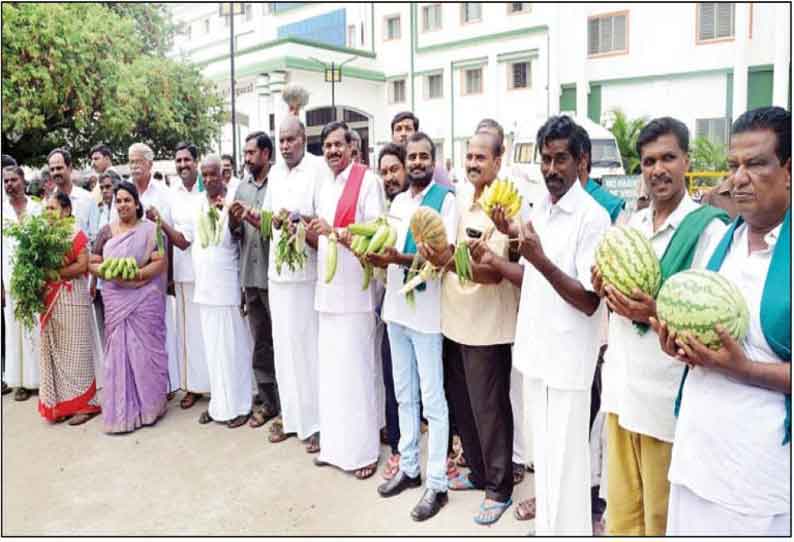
305;433;321;454
268;418;290;442
249;406;277;428
514;497;536;521
382;453;401;480
198;410;213;424
353;462;377;480
180;392;201;409
227;412;251;428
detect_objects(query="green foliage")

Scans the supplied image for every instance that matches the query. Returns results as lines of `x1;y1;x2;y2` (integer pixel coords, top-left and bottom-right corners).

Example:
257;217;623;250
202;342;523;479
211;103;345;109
3;212;76;330
605;109;648;174
689;136;728;172
2;3;225;166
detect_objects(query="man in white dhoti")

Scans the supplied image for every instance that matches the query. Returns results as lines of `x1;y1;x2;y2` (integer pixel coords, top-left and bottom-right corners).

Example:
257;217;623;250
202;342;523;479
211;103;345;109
258;116;325;449
173;156;253;427
652;106;791;536
128;142;181;398
153;142;210;409
2;166;42;401
471;116;610;535
307;121;386;480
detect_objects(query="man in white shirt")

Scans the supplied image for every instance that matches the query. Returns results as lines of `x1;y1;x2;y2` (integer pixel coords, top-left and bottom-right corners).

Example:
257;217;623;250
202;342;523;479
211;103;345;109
167;156;253;428
593;118;728;536
472;116;610;534
154;142;210;410
368;133;456;521
652;106;791;536
307;121;386;480
261;117;324;450
128;142;180;397
48;148;96;233
221;153;241;198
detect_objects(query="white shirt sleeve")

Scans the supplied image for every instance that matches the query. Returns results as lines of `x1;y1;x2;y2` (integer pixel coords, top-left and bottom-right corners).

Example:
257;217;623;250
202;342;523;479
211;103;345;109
440;192;458;245
576;208;611;292
359;171;386;223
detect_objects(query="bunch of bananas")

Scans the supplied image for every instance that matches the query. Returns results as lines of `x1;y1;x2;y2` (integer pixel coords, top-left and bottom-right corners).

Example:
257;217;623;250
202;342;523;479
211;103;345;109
453;241;473;285
478;178;522;219
344;217;397;290
98;257;140;280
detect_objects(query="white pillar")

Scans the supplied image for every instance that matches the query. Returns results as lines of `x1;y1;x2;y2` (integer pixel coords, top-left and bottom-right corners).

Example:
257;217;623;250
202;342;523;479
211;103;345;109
269;70;288;165
575;5;590;121
732;3;750;117
772;3;791;108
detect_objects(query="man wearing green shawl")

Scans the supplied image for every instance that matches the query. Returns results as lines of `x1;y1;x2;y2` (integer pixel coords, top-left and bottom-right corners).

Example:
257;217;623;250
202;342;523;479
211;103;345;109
593;118;729;535
652;106;791;536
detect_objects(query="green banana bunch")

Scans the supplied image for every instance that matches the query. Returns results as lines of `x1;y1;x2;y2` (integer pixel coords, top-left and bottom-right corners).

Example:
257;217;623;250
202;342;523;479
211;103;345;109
325;232;338;283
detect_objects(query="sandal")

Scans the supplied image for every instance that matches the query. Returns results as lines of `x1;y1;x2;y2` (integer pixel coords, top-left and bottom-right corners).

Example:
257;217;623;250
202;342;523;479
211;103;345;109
68;412;99;426
180;392;202;409
249;406;277;428
167;391;176;401
514;497;536;521
14;388;31;402
227;412;251;428
382;453;401;480
448;472;479;491
198;410;213;424
305;433;321;454
446;457;461;480
474;497;512;526
268;418;290;442
353;462;377;480
512;462;526;485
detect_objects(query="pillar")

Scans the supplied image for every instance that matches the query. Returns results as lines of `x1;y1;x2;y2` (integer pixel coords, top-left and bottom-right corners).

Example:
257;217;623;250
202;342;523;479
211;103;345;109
731;3;750;117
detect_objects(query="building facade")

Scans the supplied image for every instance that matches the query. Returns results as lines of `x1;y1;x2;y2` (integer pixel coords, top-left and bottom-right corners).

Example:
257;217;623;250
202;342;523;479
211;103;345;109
168;2;791;168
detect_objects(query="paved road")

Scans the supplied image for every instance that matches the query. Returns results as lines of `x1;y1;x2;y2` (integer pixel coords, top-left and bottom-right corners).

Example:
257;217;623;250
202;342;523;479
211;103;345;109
2;391;536;536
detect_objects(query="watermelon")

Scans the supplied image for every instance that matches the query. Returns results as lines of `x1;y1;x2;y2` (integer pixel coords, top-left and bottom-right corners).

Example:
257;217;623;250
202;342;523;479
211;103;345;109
656;269;750;350
595;226;661;298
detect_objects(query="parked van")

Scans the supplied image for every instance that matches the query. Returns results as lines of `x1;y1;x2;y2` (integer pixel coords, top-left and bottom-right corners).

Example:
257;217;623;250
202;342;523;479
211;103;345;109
511;116;625;207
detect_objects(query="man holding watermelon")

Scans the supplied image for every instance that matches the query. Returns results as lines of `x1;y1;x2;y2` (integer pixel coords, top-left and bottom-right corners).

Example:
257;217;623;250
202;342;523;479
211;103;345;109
592;117;729;536
651;106;791;536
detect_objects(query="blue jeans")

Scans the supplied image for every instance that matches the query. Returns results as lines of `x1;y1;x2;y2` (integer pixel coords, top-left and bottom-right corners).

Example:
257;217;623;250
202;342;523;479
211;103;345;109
387;322;449;491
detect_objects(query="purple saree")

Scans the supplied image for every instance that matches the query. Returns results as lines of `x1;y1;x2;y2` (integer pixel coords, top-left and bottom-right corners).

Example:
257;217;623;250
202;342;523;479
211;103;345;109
99;221;169;433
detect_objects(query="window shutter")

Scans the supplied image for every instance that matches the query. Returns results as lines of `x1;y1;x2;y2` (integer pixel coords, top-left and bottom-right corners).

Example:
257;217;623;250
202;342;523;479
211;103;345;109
599;16;613;52
613;15;627;50
588;18;600;54
716;3;734;38
700;3;716;40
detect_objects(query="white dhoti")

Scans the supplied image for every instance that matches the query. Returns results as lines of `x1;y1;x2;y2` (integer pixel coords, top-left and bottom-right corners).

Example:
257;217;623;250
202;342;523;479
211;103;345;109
165;294;180;392
373;313;386;430
317;311;380;471
511;365;529;465
667;483;790;536
268;281;320;439
2;296;40;388
175;282;209;393
527;378;592;536
199;305;253;421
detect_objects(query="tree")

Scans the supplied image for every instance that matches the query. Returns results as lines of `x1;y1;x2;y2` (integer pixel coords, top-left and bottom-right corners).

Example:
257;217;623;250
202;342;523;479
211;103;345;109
2;3;224;166
689;136;728;172
101;3;175;56
604;109;647;174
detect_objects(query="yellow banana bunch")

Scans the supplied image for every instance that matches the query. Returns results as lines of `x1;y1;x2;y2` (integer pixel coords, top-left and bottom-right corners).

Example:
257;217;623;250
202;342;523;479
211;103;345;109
478;178;522;219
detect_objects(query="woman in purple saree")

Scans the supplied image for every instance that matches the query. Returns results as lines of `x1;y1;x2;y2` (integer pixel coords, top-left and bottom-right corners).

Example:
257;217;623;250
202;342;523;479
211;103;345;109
89;181;169;434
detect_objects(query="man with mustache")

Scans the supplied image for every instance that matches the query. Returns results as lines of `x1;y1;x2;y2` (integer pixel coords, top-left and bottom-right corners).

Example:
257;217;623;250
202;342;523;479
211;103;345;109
127;142;180;399
652;107;791;536
592;118;729;536
259;116;325;449
228;132;280;430
308;120;386;480
48;148;96;233
221;153;241;196
152;142;210;410
89;144;115;204
421;131;522;525
469;116;611;533
367;132;455;520
390;111;451;188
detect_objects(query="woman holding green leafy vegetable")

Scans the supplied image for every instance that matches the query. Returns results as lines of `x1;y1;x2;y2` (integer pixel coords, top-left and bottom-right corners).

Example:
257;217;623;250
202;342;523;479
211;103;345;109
90;181;169;433
37;192;101;426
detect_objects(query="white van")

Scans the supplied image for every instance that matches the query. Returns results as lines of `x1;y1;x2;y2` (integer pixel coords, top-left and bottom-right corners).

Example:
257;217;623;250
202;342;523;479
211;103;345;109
511;116;625;208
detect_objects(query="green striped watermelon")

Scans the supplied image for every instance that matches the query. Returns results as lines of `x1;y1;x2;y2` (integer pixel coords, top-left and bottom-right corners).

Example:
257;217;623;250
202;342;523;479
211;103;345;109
595;226;661;297
656;269;750;350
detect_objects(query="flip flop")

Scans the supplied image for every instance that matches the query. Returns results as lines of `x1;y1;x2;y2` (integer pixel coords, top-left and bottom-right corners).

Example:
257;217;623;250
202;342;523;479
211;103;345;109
474;498;513;526
268;419;290;442
227;412;251;428
514;497;536;521
180;392;201;409
381;453;401;480
353;462;377;480
305;433;321;454
448;472;479;491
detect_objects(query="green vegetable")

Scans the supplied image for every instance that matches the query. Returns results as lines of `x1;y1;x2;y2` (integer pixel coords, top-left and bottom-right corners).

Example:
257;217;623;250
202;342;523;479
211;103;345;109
2;211;75;330
274;217;308;275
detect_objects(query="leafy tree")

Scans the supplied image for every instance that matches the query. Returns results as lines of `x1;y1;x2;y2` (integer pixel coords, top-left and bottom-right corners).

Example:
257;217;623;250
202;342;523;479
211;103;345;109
101;3;175;56
689;136;728;172
604;109;647;174
2;3;224;166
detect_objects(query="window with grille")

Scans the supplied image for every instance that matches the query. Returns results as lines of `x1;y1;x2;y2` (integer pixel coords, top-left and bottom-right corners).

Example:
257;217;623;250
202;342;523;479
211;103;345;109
425;74;443;99
508;3;531;14
385;15;401;40
696;118;729;146
463;68;483;95
461;3;482;23
509;61;530;89
698;3;734;41
389;80;406;104
588;13;628;55
422;4;442;32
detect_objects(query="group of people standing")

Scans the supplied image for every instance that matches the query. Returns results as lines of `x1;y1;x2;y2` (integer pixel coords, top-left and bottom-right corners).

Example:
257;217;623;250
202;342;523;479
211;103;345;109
2;104;790;536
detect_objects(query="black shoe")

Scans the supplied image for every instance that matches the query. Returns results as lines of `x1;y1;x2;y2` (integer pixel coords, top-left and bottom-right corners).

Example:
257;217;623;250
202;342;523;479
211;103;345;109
411;488;448;521
377;471;422;497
